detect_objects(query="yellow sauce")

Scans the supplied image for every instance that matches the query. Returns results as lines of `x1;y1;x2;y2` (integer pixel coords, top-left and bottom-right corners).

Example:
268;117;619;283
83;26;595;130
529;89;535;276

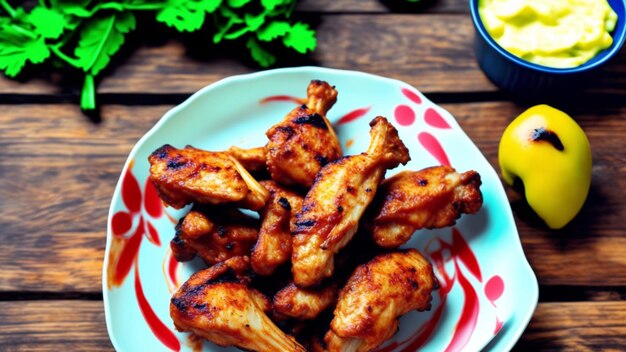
479;0;618;68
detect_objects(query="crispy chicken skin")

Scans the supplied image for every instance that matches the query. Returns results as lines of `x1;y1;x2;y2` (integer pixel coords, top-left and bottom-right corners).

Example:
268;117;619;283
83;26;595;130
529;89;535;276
292;117;410;287
170;206;259;266
324;249;437;352
273;282;339;320
251;180;304;276
368;166;483;248
148;144;269;210
266;80;342;188
171;257;306;352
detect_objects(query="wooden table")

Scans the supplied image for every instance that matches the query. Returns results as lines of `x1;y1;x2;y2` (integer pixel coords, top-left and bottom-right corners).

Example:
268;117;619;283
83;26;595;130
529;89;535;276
1;0;625;350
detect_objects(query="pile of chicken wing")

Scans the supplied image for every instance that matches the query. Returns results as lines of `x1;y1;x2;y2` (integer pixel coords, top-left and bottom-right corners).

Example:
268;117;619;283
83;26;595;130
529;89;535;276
148;80;484;352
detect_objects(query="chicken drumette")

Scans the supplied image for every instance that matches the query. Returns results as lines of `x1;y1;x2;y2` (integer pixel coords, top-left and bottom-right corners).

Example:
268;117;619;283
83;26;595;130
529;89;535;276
291;116;410;287
170;206;259;266
324;249;437;352
251;180;304;276
148;144;269;210
170;256;305;352
273;282;339;321
265;80;342;188
367;166;483;248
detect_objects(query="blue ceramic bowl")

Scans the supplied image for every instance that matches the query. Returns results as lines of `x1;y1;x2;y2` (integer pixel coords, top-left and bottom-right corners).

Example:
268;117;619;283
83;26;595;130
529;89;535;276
470;0;626;97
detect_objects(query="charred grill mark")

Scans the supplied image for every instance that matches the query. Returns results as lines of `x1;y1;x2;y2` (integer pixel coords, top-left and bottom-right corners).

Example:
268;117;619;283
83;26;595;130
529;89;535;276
337;206;343;213
171;297;187;311
166;157;188;170
365;188;372;193
278;197;291;211
347;186;356;194
225;243;234;251
217;226;227;237
295;219;316;227
276;126;296;140
531;127;565;151
418;179;428;186
315;154;329;167
293;113;328;129
294;218;316;233
151;144;173;159
205;268;239;285
193;303;208;312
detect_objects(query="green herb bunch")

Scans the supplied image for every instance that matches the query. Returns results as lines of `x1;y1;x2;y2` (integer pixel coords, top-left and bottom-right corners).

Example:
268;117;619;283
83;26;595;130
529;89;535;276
0;0;316;110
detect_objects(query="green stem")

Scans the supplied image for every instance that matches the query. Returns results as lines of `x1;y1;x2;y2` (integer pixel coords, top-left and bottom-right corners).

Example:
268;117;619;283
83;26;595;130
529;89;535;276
50;45;80;67
81;73;96;110
0;0;16;18
11;24;37;39
71;2;166;17
121;3;166;11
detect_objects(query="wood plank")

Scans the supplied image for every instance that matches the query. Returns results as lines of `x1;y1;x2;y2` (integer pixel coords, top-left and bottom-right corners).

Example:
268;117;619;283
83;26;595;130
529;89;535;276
0;102;625;292
1;14;624;96
296;0;469;13
514;301;626;351
0;105;169;292
0;301;112;352
1;300;624;351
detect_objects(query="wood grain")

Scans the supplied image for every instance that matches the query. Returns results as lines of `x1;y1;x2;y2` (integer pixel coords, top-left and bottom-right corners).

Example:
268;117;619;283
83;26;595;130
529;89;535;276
513;301;626;351
0;300;624;351
0;105;169;292
0;101;624;292
1;13;624;97
0;301;112;352
296;0;469;13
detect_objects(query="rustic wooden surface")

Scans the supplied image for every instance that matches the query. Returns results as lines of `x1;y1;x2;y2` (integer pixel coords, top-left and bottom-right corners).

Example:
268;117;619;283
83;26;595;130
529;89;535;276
1;0;625;350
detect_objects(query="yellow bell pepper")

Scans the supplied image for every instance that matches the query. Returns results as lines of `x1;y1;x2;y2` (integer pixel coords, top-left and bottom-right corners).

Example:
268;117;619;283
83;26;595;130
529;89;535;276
498;105;592;229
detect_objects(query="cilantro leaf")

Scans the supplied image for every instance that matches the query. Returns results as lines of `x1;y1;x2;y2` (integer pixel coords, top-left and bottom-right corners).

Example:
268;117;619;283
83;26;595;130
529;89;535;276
228;0;252;8
0;0;318;113
56;0;94;17
244;12;265;32
261;0;286;11
0;26;50;77
156;0;207;32
283;22;316;54
246;37;275;67
29;6;67;39
200;0;222;12
257;21;290;41
74;12;136;75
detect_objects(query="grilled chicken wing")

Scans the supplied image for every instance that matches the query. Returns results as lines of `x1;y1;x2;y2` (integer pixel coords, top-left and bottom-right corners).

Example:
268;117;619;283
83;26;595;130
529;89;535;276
171;257;305;352
292;117;410;287
266;80;342;188
251;181;304;275
368;166;483;248
170;206;259;266
324;249;437;352
149;144;269;210
273;282;339;320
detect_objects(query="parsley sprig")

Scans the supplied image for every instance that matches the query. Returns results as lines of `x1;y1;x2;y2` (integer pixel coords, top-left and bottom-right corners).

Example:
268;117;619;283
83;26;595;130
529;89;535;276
0;0;316;110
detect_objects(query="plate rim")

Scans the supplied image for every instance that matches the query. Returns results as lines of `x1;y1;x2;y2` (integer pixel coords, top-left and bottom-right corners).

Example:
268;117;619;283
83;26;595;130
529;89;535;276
102;66;539;352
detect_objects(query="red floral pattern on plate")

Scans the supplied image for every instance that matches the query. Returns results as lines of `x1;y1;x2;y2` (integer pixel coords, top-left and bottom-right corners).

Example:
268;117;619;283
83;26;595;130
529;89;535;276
108;162;180;351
